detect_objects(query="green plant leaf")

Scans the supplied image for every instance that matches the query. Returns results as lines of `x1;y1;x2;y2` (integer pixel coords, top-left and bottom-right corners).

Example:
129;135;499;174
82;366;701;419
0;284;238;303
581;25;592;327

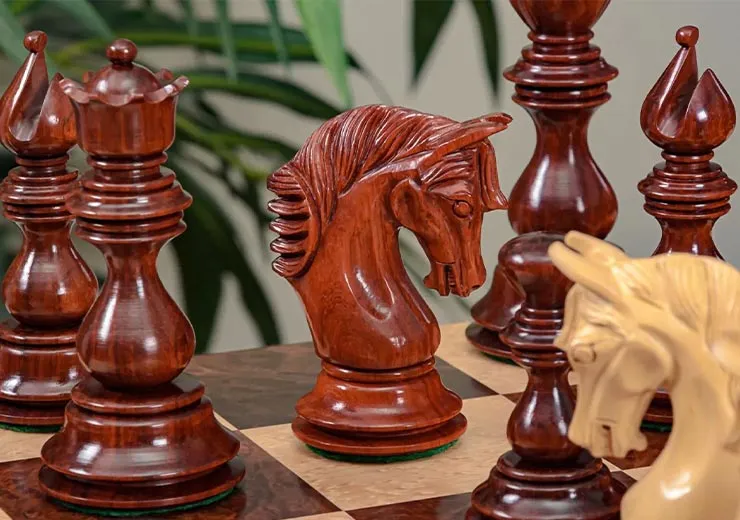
0;0;34;64
173;158;281;348
412;0;454;85
9;0;37;15
214;0;238;82
182;69;342;119
469;0;500;101
294;0;352;108
178;0;198;39
264;0;290;73
48;0;114;40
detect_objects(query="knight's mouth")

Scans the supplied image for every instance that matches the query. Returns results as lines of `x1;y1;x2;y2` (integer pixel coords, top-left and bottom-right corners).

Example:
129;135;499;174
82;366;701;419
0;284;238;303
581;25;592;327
424;262;469;297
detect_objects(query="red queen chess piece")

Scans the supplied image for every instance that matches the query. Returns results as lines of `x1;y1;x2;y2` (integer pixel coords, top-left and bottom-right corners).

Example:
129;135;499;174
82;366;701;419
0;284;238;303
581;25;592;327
39;39;245;513
268;105;510;459
0;31;97;429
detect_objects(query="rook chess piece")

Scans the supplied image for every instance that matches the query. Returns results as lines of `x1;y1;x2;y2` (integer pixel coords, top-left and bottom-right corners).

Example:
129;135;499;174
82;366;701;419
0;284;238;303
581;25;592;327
551;231;740;520
39;39;245;513
639;25;736;426
0;31;97;429
467;0;619;361
268;105;510;459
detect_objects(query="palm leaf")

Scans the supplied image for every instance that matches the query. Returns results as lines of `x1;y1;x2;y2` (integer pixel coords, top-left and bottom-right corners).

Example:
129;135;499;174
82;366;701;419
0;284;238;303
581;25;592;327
295;0;352;107
412;0;454;85
469;0;500;101
264;0;290;73
214;0;238;82
47;0;114;40
0;0;36;64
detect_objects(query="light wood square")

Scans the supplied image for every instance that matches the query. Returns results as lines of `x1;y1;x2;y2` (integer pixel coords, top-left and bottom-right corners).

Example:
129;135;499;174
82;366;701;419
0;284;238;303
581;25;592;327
0;429;52;464
436;322;578;393
285;514;354;520
625;466;650;480
0;509;10;519
242;395;514;510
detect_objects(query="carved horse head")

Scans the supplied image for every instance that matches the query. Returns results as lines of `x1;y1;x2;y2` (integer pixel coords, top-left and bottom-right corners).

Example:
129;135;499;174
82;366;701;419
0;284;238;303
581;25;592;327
268;105;510;297
549;231;740;459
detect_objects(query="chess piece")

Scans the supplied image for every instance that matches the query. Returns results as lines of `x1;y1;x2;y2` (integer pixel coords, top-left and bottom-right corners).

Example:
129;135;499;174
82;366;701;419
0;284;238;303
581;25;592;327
638;25;736;426
467;0;619;361
0;31;97;428
467;232;625;520
550;231;740;520
268;105;510;458
39;39;245;512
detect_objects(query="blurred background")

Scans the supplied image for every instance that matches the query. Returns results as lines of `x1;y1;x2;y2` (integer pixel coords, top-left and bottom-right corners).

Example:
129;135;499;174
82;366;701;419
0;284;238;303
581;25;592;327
0;0;738;353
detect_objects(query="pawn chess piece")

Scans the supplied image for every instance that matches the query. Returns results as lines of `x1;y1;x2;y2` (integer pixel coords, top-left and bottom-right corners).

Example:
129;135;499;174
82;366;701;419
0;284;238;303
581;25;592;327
550;231;740;520
39;39;244;513
467;0;619;362
467;232;624;520
0;31;97;429
639;25;736;426
268;105;510;459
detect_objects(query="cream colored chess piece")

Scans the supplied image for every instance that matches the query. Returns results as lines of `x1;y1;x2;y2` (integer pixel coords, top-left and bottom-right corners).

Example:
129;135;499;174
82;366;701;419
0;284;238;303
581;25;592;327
548;231;740;520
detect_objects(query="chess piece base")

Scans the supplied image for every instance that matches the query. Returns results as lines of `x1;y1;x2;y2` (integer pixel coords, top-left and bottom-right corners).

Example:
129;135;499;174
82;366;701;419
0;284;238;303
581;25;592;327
293;360;466;456
39;457;245;510
467;453;625;520
466;324;514;361
293;413;466;457
0;322;80;426
40;374;244;509
644;390;672;424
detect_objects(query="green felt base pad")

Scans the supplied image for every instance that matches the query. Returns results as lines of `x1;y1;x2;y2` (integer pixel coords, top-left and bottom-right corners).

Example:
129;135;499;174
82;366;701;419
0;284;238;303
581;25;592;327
641;420;672;433
482;352;519;366
53;488;235;517
0;422;60;433
307;440;458;464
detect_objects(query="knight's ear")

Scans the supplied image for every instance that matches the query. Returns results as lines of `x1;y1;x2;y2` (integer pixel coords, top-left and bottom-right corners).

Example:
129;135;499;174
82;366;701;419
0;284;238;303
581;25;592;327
390;177;424;233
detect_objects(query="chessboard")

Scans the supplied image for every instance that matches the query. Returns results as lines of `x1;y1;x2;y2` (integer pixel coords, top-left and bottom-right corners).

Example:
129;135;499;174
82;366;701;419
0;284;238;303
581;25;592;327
0;322;666;520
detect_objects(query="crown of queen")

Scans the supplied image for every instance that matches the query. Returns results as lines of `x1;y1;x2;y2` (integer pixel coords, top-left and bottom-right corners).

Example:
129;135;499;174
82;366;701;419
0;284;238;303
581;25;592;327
60;38;189;158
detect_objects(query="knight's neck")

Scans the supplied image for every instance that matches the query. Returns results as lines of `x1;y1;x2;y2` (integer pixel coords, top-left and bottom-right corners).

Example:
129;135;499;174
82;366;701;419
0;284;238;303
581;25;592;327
293;184;439;369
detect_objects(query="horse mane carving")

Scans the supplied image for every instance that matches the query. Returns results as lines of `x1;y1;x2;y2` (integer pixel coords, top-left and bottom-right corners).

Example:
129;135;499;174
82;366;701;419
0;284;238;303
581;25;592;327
267;104;507;278
557;239;740;381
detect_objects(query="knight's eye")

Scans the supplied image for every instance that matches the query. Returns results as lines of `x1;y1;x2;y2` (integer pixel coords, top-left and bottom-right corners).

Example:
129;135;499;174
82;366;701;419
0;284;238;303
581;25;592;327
452;200;472;218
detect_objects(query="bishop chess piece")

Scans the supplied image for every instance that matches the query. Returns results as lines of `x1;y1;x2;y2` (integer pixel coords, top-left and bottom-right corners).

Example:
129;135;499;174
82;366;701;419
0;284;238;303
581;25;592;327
268;105;510;459
551;231;740;520
467;0;619;361
639;25;736;426
0;31;96;429
39;39;245;513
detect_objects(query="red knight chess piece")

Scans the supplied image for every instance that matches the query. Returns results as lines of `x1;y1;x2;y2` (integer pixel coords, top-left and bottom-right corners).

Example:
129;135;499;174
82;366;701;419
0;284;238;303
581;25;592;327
39;39;244;512
268;105;510;458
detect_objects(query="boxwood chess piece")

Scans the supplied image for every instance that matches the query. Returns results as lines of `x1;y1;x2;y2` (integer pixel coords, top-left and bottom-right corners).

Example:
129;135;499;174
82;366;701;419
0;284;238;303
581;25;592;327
0;31;97;430
39;39;245;513
551;231;740;520
268;105;510;460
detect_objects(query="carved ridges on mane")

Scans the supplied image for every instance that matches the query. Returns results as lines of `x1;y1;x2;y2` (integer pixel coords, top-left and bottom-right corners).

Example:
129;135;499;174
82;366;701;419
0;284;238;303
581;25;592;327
266;104;477;279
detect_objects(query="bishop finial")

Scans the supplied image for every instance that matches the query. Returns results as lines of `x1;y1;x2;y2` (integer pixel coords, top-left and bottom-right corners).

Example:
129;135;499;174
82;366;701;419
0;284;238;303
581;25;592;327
641;26;735;155
0;31;76;158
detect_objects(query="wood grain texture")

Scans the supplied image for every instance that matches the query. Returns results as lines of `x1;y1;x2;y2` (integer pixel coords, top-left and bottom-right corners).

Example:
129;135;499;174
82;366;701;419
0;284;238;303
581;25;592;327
639;26;736;425
39;38;244;510
468;233;625;519
268;105;510;456
0;32;97;426
468;0;619;360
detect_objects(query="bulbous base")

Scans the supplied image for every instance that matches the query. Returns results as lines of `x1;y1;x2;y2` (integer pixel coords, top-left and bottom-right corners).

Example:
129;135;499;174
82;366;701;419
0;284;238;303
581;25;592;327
467;452;625;520
0;320;80;426
293;360;467;456
40;373;245;510
465;324;514;361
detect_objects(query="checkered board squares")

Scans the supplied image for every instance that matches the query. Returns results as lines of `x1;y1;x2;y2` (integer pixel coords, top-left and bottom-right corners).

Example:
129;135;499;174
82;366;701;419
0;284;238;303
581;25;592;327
0;322;665;519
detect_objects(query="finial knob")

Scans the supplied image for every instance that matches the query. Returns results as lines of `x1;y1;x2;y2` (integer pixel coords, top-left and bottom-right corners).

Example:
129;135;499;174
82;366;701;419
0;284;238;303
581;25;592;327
23;31;47;53
107;39;137;66
676;26;699;47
